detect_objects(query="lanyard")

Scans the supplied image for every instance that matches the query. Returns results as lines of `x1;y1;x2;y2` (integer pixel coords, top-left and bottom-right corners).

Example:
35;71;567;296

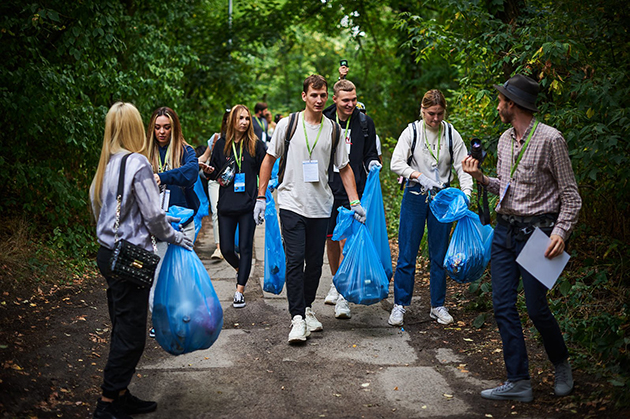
255;116;265;130
157;144;171;173
510;120;539;178
302;112;323;159
231;140;243;172
423;121;442;163
335;111;352;142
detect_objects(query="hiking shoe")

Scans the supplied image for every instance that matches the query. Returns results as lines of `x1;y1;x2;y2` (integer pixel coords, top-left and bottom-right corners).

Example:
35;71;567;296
115;390;157;415
335;296;352;319
211;248;223;260
388;304;405;326
480;380;533;402
233;291;246;308
93;399;133;419
430;306;454;325
325;283;339;305
149;328;155;339
305;307;323;332
554;359;574;396
288;315;310;343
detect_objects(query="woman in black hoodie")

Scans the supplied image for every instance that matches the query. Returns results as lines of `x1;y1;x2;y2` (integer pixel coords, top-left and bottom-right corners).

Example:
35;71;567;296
209;104;266;308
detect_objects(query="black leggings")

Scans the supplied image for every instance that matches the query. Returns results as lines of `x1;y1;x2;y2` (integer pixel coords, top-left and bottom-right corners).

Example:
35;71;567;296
96;246;149;399
218;211;256;287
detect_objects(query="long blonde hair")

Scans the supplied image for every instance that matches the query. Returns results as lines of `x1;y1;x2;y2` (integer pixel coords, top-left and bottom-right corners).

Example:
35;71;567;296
146;107;188;172
224;104;257;157
91;102;147;216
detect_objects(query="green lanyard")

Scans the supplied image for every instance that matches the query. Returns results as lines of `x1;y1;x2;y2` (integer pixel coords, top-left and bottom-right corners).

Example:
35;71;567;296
302;112;323;160
231;140;243;172
255;116;265;130
423;121;442;163
157;144;171;173
335;111;352;143
510;120;539;178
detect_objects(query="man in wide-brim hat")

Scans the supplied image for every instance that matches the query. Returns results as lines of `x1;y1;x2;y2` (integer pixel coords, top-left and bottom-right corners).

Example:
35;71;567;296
462;73;582;403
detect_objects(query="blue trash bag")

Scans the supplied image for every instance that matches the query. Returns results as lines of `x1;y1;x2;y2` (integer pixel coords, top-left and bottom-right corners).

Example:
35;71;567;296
269;158;280;191
443;212;494;284
331;205;360;255
263;189;285;294
234;224;239;254
152;245;223;355
429;188;470;223
361;166;393;280
166;205;194;231
332;208;389;305
193;175;209;241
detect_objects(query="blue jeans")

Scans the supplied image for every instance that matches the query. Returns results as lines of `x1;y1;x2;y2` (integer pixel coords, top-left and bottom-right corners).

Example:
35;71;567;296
491;223;569;381
393;184;452;307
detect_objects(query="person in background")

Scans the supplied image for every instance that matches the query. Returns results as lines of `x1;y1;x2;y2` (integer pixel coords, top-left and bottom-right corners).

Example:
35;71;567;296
266;110;276;138
254;75;366;344
145;107;199;335
389;89;473;327
208;105;266;308
199;108;231;260
252;102;270;142
322;77;380;320
90;102;192;419
463;74;581;402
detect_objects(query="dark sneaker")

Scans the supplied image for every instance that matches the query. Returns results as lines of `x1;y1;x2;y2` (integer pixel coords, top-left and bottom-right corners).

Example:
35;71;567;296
93;399;132;419
233;291;246;308
149;328;155;339
480;379;533;402
115;391;158;414
554;359;574;396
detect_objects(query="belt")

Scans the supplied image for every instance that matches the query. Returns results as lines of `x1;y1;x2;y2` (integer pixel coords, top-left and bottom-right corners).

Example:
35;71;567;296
497;213;558;245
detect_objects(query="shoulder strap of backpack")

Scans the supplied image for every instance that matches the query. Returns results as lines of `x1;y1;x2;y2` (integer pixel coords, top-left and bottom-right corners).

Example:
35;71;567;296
328;119;341;181
277;112;299;186
359;111;368;139
407;121;418;166
447;122;453;187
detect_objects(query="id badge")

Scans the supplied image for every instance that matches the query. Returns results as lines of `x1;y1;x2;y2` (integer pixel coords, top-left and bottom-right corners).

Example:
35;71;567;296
303;160;319;183
160;189;170;212
234;173;245;192
499;181;511;206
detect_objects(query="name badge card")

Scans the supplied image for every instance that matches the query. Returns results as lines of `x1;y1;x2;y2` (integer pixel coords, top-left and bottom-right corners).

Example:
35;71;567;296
303;160;319;183
234;173;245;192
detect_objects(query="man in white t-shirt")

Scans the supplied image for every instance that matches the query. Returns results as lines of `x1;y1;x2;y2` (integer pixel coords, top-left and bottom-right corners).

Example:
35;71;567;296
254;75;366;344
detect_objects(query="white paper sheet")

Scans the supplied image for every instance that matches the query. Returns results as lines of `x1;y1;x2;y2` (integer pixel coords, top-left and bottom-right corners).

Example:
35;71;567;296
515;227;570;289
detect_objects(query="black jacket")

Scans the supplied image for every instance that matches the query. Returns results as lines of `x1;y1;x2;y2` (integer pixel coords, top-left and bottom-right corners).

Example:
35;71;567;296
323;104;379;200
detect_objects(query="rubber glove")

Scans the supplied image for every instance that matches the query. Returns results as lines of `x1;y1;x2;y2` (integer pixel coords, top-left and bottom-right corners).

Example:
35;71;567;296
351;203;366;224
368;160;382;171
417;173;442;192
253;198;266;225
174;231;193;251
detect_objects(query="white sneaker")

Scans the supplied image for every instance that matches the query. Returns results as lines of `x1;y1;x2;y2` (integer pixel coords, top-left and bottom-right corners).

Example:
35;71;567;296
324;284;339;305
211;248;223;260
388;304;405;326
335;296;352;319
430;306;454;325
288;315;310;343
305;307;323;332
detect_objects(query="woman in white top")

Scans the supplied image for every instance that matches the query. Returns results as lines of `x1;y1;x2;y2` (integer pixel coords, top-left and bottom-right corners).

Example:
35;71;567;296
388;89;473;328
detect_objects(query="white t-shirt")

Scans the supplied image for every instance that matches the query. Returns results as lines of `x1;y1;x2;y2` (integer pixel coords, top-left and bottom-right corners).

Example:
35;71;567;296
267;112;349;218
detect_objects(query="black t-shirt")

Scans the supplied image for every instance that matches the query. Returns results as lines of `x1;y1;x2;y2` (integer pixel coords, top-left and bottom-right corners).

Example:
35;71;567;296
209;137;267;216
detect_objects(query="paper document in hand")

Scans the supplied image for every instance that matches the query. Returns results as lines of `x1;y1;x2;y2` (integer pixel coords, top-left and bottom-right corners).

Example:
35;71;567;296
515;227;570;289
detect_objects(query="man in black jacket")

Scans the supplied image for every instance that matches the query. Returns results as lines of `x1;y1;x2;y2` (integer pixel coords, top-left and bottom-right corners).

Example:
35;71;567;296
322;78;380;319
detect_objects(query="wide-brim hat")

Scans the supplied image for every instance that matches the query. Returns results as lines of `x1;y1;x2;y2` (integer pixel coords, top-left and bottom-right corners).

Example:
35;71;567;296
494;74;539;112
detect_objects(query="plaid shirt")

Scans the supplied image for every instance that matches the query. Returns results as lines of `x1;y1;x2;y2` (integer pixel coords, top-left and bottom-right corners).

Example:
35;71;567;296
486;118;582;240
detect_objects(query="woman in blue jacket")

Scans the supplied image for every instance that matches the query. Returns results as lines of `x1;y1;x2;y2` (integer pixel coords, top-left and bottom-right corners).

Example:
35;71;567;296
145;107;199;324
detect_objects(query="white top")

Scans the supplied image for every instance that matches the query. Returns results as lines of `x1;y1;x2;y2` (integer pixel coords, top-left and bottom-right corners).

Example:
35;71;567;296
390;120;473;197
267;113;350;218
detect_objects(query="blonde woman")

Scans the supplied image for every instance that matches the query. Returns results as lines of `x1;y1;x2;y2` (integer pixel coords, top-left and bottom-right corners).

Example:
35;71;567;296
90;102;192;419
208;104;266;308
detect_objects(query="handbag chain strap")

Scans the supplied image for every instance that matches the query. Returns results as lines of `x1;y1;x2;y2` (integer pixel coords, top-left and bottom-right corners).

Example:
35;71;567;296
113;153;158;253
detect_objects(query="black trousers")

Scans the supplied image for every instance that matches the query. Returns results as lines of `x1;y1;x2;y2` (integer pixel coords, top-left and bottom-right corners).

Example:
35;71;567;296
280;209;329;318
218;211;256;287
96;246;150;399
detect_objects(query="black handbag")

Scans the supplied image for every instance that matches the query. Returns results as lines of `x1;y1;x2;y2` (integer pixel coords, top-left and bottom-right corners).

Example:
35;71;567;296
109;154;160;288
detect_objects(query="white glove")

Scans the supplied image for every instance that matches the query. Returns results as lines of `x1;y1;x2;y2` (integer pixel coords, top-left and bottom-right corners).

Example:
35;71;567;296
368;160;382;171
253;198;266;225
351;203;366;224
165;216;181;224
417;173;442;191
174;231;193;251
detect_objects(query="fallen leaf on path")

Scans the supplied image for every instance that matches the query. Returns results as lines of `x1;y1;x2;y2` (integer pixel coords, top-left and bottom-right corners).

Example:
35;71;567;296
361;383;370;388
443;393;453;399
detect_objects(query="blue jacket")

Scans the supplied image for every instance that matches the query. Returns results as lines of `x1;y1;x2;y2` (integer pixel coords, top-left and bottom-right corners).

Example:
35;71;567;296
158;144;200;217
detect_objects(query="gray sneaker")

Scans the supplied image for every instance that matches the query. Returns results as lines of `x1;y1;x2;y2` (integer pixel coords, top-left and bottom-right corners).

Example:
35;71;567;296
554;359;574;396
480;379;533;402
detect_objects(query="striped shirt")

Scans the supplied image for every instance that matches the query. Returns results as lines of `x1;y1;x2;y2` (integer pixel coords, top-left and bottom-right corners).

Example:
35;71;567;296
486;118;582;240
